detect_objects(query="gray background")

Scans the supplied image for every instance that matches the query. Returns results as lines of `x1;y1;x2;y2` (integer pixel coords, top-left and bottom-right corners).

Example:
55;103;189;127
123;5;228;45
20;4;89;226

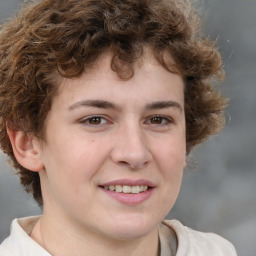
0;0;255;255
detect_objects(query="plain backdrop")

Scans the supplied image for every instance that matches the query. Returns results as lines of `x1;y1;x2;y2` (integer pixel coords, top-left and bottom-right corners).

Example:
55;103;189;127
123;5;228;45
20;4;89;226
0;1;256;256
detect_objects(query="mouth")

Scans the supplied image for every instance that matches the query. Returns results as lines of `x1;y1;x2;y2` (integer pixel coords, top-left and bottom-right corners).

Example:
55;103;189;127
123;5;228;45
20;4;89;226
101;185;150;194
99;179;155;204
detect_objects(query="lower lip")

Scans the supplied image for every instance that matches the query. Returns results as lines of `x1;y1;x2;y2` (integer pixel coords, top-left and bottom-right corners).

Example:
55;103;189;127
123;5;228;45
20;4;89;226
100;187;154;205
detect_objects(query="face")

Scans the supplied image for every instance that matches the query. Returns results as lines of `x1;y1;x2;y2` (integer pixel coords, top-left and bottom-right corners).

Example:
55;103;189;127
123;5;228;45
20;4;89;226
38;52;186;241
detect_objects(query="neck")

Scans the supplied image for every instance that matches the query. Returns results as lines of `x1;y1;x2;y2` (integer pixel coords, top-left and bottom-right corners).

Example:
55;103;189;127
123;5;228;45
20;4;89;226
30;215;160;256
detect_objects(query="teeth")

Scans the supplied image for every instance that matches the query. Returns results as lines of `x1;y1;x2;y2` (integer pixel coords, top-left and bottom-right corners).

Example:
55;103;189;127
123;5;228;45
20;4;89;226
103;185;149;193
109;185;115;191
132;185;140;194
115;185;122;193
123;185;132;193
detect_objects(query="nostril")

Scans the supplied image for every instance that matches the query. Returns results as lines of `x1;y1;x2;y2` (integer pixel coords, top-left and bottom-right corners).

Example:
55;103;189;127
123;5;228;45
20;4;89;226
111;143;152;169
116;161;138;169
117;160;150;170
119;161;129;166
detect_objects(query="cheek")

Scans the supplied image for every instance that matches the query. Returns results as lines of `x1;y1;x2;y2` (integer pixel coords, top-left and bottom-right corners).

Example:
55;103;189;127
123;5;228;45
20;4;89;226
155;137;186;194
153;143;185;220
50;139;108;188
157;136;186;166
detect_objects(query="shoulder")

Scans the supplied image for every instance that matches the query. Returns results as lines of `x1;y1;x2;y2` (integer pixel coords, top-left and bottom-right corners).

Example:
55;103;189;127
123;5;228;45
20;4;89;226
162;220;237;256
0;216;50;256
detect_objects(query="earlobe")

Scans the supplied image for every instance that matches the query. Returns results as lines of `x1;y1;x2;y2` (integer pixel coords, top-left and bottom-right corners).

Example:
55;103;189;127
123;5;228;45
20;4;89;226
183;160;187;169
7;128;44;172
185;155;198;170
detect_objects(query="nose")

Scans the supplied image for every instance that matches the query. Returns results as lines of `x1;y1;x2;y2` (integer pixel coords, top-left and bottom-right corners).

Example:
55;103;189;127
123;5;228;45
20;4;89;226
110;123;152;169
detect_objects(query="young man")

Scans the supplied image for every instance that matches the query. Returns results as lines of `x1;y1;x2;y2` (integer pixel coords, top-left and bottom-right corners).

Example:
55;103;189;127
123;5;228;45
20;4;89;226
0;0;237;255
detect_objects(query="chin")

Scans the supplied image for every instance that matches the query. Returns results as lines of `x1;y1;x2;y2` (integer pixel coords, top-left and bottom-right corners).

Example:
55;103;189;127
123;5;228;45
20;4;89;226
108;227;153;241
104;214;160;240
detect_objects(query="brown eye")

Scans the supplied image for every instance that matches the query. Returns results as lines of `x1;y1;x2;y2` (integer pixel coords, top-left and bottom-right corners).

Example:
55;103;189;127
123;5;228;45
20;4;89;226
88;116;102;125
151;116;164;124
80;115;108;126
145;115;172;126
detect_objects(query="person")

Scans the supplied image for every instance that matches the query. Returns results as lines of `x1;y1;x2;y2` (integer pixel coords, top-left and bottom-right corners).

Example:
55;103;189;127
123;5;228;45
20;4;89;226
0;0;237;255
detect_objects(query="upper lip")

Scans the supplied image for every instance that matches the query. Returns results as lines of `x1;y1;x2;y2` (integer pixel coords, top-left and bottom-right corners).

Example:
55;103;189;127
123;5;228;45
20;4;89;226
100;179;156;187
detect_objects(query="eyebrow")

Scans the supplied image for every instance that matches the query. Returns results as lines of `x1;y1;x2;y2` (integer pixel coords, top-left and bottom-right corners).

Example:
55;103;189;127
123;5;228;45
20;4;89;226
145;101;182;112
68;99;182;112
68;100;120;111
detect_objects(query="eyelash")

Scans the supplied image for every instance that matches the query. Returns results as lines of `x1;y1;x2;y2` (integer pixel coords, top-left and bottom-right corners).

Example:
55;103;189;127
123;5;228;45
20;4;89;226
79;115;173;127
79;115;110;126
144;115;173;126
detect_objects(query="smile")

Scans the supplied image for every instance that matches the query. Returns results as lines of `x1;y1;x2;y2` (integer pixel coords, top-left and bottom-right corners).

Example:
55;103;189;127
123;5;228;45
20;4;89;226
103;185;149;194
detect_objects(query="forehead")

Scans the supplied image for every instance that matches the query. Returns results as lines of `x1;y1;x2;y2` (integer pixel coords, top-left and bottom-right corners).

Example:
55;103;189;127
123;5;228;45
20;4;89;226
53;51;185;111
63;49;182;84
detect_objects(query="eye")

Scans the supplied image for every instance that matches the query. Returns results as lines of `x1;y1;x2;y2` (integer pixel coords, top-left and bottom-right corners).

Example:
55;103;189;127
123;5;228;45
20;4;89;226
79;115;109;126
145;115;173;126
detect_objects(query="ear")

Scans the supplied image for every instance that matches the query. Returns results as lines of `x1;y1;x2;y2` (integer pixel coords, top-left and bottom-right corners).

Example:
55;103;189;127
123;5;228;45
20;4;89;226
183;159;187;169
185;155;197;170
7;128;44;172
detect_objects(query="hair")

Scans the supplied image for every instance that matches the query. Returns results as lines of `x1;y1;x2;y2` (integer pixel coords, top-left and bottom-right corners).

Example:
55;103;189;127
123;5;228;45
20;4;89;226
0;0;227;205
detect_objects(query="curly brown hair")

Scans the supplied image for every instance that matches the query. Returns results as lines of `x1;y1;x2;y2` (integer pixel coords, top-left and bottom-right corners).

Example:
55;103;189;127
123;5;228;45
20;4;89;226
0;0;227;205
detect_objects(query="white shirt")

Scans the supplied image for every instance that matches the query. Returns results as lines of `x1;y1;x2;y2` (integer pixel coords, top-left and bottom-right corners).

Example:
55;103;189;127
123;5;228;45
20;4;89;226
0;216;237;256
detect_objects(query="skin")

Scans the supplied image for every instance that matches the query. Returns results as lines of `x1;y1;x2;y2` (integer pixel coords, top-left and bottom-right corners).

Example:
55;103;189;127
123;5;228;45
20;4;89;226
10;51;186;256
